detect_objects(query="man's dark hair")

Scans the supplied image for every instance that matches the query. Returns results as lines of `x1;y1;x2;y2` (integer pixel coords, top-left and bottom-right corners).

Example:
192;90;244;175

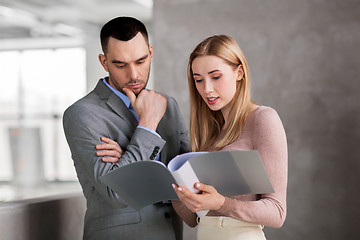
100;16;149;54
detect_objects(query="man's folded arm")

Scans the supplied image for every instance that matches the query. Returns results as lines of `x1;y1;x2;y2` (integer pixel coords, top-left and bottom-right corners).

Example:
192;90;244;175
63;105;165;207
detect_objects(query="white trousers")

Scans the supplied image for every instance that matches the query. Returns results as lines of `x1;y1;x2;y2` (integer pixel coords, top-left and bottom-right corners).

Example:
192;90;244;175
197;216;266;240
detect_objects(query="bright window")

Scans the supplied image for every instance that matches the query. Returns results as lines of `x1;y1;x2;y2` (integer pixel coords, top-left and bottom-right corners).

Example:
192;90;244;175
0;48;86;181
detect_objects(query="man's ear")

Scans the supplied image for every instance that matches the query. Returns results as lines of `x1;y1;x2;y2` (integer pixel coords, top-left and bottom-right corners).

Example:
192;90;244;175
98;54;109;72
148;44;153;63
237;65;244;81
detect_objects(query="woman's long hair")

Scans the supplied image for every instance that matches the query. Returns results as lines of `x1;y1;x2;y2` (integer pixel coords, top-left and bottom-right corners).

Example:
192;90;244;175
187;35;253;151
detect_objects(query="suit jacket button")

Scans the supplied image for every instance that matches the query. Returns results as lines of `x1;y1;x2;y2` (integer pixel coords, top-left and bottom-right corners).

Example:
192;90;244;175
153;146;159;154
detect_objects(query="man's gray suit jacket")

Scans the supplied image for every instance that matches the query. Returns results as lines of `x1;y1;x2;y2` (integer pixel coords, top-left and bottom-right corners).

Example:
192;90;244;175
63;79;190;240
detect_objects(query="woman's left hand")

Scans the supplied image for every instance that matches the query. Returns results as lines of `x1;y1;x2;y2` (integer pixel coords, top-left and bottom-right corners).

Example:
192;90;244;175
172;182;226;213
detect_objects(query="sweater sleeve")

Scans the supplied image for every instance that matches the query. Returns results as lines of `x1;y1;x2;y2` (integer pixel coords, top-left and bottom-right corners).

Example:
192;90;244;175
216;107;288;228
171;200;198;227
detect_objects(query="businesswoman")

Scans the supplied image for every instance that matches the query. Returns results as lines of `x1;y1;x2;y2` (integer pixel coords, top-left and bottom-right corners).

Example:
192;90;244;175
170;35;288;240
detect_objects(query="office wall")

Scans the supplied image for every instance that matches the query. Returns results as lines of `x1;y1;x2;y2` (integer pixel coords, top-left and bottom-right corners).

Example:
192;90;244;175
153;0;360;239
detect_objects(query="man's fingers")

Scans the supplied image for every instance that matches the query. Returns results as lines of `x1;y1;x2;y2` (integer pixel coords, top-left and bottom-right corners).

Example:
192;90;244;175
118;147;124;155
123;87;136;105
96;144;113;150
97;137;124;155
100;137;116;144
101;157;120;163
96;143;119;151
97;150;122;158
97;144;124;154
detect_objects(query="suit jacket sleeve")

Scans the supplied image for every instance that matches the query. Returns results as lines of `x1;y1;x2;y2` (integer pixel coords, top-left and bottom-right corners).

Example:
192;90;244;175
159;95;191;163
63;103;166;208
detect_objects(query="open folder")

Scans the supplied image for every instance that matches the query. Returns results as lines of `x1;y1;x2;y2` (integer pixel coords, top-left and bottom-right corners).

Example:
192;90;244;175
100;150;274;217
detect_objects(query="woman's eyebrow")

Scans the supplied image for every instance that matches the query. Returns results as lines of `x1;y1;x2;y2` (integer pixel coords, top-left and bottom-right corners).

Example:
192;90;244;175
208;69;220;74
193;69;220;76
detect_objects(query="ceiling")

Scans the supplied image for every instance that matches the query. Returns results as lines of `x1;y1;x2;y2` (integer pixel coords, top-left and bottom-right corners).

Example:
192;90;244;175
0;0;152;50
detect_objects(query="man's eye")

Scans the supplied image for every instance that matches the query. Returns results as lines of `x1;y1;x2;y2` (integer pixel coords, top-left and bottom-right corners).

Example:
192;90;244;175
117;65;125;68
137;60;145;65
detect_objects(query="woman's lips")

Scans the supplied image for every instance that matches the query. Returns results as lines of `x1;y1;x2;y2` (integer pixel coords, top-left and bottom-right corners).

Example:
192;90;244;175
207;97;219;105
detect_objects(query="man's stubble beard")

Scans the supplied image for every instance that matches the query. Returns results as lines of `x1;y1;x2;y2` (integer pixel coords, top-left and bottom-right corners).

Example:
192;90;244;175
108;69;150;97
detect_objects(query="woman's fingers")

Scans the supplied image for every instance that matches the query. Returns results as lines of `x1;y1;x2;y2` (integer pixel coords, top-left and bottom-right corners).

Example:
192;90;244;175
172;182;225;212
194;182;225;211
194;182;215;193
172;184;202;212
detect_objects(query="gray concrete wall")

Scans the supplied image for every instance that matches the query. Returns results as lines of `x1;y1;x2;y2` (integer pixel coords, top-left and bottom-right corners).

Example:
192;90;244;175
153;0;360;239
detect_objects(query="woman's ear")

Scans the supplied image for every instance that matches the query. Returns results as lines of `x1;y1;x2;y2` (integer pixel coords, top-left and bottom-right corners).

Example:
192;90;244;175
237;65;244;81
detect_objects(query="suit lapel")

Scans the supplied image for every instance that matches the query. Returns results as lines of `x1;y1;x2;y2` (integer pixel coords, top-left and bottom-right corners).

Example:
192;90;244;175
106;94;138;131
95;79;138;131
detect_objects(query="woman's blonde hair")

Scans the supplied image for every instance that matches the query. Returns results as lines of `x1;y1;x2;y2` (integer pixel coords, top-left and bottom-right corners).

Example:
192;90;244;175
187;35;253;151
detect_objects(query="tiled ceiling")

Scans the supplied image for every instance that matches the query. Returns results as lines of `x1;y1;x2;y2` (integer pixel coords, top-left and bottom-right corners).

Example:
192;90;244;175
0;0;152;49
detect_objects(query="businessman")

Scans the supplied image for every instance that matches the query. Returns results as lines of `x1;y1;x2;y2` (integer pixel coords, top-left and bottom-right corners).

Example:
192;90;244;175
63;16;190;240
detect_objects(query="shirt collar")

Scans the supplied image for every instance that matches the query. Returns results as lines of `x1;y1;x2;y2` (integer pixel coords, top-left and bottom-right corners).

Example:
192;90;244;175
102;77;131;108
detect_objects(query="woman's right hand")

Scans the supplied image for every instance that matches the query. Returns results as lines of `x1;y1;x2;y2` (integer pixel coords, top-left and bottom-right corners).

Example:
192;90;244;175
172;182;225;213
96;137;124;163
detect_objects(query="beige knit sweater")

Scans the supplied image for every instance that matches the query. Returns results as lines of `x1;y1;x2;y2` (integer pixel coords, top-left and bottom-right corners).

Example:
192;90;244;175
172;106;288;228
